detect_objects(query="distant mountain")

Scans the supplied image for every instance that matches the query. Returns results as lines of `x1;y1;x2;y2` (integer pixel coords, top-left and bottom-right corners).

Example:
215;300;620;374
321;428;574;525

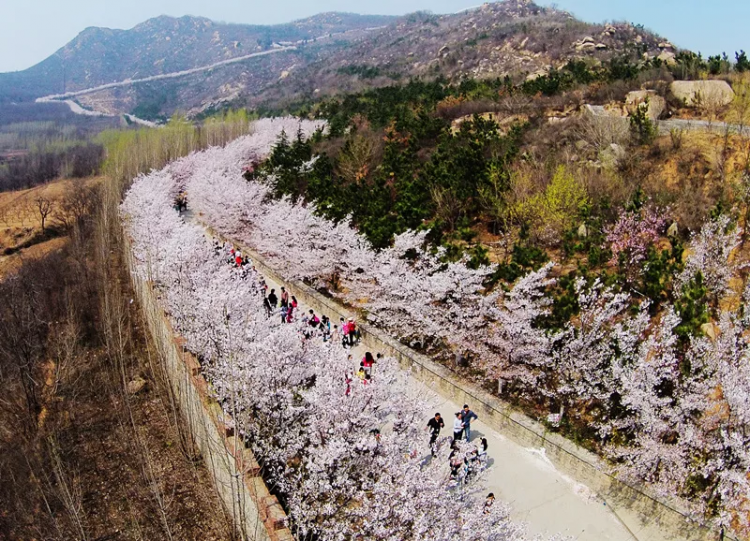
0;1;674;119
0;12;396;103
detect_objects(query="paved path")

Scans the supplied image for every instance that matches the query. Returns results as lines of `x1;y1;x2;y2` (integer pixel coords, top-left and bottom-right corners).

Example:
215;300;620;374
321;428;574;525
584;104;747;136
188;210;672;541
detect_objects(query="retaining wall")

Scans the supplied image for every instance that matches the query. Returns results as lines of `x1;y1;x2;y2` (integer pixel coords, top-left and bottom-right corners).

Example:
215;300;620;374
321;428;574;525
211;224;734;541
124;237;293;541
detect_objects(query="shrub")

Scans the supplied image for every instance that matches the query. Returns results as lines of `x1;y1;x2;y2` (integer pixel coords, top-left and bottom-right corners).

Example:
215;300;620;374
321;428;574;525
736;50;750;73
629;99;657;145
513;166;589;245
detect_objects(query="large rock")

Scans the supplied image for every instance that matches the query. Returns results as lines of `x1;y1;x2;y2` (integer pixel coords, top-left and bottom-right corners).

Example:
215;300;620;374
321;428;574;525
625;90;666;121
670;80;735;108
127;377;148;395
657;51;676;64
599;143;626;168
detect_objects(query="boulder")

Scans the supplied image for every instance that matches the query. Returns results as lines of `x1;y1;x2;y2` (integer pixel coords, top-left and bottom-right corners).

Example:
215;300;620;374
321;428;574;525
701;322;719;341
658;42;674;50
657;51;676;64
625;90;666;121
670;80;735;108
600;143;626;168
595;43;608;50
127;377;147;395
526;69;548;81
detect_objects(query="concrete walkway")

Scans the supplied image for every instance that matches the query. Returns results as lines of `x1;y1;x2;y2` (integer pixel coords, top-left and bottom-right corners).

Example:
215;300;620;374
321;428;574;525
192;219;671;541
426;389;662;541
584;104;747;136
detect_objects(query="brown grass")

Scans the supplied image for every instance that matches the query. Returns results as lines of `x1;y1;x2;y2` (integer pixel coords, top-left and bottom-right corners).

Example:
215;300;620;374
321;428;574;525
0;177;101;256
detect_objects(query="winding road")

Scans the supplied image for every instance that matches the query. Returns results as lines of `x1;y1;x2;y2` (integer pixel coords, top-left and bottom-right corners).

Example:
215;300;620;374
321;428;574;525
35;47;297;103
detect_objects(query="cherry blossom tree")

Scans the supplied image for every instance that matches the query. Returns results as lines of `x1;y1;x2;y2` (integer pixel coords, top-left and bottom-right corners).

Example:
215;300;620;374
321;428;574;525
122;117;750;537
675;215;739;302
121;140;564;541
605;205;667;281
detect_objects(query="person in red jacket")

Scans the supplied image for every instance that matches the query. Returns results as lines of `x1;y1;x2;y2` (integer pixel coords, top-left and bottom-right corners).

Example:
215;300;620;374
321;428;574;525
347;317;357;346
361;352;375;377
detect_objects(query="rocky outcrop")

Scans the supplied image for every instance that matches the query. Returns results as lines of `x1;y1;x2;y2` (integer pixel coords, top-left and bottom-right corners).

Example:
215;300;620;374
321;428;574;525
657;50;676;64
625;90;666;121
670;80;735;107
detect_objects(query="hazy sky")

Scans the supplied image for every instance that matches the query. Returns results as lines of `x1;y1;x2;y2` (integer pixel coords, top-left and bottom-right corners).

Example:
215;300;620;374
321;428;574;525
0;0;747;73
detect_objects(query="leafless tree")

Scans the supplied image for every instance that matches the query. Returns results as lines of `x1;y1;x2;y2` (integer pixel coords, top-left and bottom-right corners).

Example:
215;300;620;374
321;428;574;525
574;112;629;154
56;183;98;232
34;196;54;235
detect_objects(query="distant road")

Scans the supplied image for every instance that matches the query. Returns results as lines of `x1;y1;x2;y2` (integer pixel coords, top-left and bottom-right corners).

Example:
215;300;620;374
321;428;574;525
34;23;390;106
36;46;297;103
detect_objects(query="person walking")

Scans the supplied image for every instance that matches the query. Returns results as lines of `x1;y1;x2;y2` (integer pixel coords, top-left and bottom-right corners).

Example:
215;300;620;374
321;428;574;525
483;493;495;514
280;287;289;308
263;295;273;318
478;437;488;458
344;369;353;397
321;315;331;341
453;412;465;441
361;352;375;377
347;317;357;346
462;404;478;441
426;413;445;456
308;310;320;329
268;289;278;308
287;296;298;323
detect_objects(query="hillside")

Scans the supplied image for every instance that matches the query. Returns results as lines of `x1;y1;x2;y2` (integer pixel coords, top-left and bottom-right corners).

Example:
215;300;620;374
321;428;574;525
250;1;672;109
0;1;674;119
0;12;396;104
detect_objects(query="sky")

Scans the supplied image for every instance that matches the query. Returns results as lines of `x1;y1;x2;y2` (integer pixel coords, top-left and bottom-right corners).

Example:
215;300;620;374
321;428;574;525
0;0;748;73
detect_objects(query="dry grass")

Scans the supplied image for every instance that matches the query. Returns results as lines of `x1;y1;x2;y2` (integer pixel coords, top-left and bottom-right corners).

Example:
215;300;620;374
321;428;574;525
0;177;100;257
0;236;69;277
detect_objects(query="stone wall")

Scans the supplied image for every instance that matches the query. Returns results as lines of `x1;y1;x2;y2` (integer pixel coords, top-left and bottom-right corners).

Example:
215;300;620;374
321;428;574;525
123;237;293;541
212;225;735;541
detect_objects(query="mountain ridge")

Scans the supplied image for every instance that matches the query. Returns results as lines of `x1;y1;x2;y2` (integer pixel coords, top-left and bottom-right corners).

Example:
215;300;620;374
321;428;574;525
0;1;674;118
0;12;398;104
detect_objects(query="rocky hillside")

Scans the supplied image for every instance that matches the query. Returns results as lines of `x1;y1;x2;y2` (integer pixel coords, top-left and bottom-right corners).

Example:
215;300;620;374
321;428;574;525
0;0;674;118
0;12;396;103
250;1;674;109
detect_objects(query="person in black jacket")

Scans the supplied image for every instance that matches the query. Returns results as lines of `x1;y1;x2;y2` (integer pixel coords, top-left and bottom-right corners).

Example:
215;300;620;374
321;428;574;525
462;404;478;442
267;289;278;308
426;413;444;456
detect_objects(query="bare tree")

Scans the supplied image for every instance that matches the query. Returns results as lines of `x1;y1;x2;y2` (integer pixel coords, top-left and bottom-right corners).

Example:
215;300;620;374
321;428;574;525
34;196;54;235
56;183;97;232
574;112;629;154
47;436;88;541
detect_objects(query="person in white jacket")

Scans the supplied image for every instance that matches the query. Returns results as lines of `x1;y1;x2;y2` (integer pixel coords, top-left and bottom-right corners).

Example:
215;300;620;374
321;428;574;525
453;412;465;441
